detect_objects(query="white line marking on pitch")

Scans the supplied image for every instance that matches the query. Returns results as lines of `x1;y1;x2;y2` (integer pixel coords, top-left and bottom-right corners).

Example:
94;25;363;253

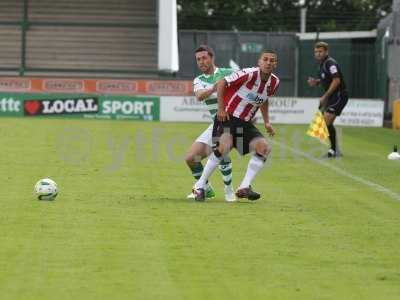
272;141;400;202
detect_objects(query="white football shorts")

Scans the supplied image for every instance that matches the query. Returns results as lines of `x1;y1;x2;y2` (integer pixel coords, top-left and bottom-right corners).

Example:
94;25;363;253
195;123;213;147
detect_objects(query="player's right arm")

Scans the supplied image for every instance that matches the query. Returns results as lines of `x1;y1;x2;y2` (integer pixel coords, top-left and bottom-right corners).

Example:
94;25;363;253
194;85;217;101
307;77;320;87
216;79;229;121
193;77;216;102
216;68;252;122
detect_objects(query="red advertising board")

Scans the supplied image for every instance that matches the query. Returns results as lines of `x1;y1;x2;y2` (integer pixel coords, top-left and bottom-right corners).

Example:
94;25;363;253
0;77;193;96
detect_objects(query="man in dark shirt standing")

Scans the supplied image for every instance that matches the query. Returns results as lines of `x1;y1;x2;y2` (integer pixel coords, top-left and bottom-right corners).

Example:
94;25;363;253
308;41;348;158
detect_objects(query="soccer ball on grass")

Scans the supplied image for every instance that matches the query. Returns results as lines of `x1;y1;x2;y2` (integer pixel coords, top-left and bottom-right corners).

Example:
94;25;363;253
34;178;58;200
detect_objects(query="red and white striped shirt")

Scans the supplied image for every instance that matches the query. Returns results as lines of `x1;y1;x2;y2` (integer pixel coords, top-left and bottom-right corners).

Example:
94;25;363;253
223;67;280;121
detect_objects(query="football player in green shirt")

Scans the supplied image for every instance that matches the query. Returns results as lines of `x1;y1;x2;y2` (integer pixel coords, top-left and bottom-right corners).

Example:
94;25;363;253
185;45;236;202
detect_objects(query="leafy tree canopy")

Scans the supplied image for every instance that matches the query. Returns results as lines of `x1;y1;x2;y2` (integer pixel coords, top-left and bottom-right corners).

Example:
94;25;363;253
177;0;393;31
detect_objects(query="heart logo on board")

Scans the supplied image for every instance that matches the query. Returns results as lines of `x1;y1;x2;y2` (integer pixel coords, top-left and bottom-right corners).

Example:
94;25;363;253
24;100;41;115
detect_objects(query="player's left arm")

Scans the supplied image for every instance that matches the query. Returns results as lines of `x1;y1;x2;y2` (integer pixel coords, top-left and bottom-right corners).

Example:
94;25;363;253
260;101;275;136
321;63;341;105
321;78;340;102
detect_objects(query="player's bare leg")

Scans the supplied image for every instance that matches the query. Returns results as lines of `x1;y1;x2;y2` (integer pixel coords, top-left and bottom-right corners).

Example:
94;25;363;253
185;142;215;198
185;141;211;176
236;137;271;200
193;133;233;201
217;133;236;202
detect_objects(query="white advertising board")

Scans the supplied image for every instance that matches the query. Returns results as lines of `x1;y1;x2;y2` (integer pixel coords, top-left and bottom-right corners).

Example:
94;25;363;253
160;96;213;122
160;96;384;127
335;98;384;127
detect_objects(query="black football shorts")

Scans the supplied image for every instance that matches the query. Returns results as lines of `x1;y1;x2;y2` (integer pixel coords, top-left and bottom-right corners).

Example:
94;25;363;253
326;90;349;116
212;115;264;155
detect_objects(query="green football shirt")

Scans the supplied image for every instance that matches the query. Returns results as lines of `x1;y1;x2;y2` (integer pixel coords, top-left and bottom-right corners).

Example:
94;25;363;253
193;67;233;119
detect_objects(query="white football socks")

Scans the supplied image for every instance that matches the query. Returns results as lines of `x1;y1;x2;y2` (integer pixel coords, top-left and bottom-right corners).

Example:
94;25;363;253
239;154;266;189
195;153;221;189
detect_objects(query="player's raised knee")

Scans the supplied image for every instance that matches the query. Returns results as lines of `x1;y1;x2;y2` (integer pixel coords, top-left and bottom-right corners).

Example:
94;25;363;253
254;138;270;157
185;152;201;165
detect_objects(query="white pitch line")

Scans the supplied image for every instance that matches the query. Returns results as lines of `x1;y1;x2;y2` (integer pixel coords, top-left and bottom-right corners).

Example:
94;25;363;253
272;140;400;202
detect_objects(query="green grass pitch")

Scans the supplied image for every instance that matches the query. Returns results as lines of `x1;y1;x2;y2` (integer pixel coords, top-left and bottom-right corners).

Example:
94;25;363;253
0;118;399;299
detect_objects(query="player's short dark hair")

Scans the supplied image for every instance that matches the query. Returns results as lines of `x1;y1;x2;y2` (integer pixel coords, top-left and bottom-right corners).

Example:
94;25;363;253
314;41;329;50
260;49;278;58
195;45;215;57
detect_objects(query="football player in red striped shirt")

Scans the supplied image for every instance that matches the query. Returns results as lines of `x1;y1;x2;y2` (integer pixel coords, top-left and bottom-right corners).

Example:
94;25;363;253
193;50;279;201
